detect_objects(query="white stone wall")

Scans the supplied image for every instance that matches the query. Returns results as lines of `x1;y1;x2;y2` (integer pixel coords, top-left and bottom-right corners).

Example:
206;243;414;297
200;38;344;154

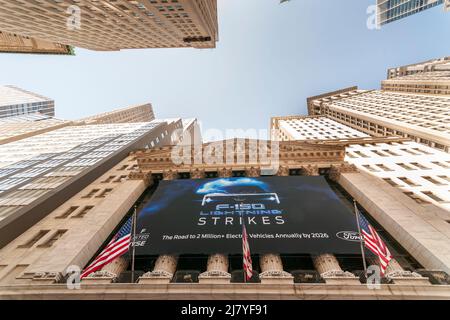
346;140;450;211
273;116;450;212
278;117;369;141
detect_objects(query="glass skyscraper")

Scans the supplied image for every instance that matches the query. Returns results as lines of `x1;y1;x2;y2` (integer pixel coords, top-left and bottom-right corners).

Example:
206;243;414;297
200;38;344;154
0;85;55;119
377;0;444;26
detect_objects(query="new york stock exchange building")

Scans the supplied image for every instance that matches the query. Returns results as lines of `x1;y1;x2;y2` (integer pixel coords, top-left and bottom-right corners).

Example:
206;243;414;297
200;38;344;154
0;137;449;300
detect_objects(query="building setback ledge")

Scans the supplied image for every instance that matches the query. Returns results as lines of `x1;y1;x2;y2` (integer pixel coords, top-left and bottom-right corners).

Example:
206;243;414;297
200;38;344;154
0;283;449;300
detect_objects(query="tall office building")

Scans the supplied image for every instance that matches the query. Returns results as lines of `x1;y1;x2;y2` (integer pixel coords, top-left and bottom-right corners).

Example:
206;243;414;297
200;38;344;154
0;0;218;51
272;116;450;211
0;32;74;55
78;104;155;124
377;0;445;26
0;114;70;145
386;56;450;79
0;93;187;249
307;87;450;153
0;102;156;145
0;120;181;248
0;86;55;119
382;71;450;95
383;56;450;95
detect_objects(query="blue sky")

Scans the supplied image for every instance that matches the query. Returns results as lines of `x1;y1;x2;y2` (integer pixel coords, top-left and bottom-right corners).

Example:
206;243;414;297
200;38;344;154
0;0;449;136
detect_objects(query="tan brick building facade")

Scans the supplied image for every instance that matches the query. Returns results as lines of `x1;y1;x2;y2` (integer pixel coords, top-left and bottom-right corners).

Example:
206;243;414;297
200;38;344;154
0;32;73;55
0;0;218;51
308;88;450;153
79;104;155;124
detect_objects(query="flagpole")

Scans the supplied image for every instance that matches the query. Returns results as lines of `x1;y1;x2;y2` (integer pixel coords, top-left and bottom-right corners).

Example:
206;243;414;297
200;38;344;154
131;205;137;283
241;208;246;284
354;200;368;276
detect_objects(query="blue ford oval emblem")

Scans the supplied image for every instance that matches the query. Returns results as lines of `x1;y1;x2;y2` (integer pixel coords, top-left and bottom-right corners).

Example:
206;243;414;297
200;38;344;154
336;231;361;242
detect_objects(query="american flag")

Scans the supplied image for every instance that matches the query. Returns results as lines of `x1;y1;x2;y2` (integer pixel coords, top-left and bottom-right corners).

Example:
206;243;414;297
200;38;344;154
81;217;133;279
242;223;253;281
357;209;392;275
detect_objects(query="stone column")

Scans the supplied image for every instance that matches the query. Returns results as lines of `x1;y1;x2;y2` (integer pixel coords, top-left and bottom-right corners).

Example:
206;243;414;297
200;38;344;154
199;254;231;284
312;253;360;284
367;257;430;285
259;253;293;284
138;255;178;284
305;167;359;284
82;256;129;284
247;167;293;284
191;170;232;284
138;171;179;284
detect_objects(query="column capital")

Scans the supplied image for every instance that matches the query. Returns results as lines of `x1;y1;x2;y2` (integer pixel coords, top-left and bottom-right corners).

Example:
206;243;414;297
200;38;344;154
129;170;151;184
163;170;177;180
245;166;261;177
143;172;154;186
301;165;319;176
329;163;358;182
190;168;206;179
276;166;290;177
218;167;233;178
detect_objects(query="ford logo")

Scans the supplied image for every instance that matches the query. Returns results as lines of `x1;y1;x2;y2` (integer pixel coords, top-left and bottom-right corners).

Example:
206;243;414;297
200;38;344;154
336;231;361;242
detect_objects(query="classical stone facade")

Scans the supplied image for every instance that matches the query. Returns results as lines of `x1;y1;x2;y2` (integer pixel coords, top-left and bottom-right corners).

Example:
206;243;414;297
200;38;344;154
0;139;449;299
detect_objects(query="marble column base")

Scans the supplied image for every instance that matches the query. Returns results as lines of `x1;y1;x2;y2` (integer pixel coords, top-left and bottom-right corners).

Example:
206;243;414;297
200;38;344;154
31;272;63;284
198;271;231;284
320;270;361;285
81;271;117;284
259;271;294;284
138;271;173;284
387;271;431;285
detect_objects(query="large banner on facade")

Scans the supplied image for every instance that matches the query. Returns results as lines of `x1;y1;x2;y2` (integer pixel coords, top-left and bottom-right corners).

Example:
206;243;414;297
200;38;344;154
134;176;361;255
